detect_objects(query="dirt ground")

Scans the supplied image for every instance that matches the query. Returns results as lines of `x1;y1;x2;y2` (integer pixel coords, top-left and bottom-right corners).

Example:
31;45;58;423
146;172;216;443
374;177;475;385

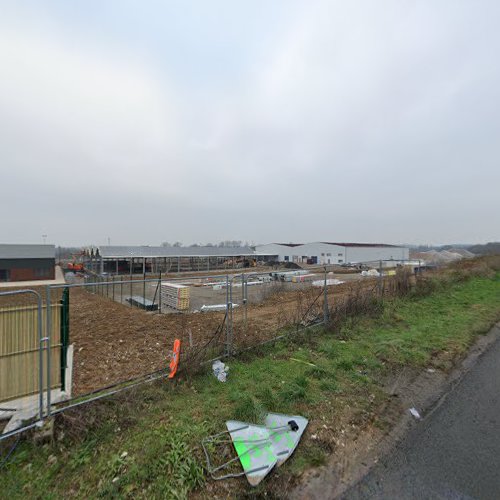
69;288;224;395
69;278;378;396
0;274;378;397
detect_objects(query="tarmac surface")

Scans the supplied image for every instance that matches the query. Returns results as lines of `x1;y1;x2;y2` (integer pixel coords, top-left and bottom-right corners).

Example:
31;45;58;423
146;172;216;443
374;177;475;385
344;325;500;500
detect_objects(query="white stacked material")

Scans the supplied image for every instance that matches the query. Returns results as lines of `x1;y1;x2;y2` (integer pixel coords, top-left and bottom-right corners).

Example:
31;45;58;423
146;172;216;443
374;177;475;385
312;279;344;287
161;282;190;311
270;270;309;281
291;274;316;283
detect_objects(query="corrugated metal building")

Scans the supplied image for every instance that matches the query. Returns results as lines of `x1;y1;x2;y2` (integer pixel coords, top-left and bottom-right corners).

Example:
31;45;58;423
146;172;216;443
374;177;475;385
85;245;272;274
0;244;56;282
255;242;409;265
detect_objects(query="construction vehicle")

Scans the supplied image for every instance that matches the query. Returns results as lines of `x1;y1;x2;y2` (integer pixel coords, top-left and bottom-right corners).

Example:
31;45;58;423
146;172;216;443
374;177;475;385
67;262;85;272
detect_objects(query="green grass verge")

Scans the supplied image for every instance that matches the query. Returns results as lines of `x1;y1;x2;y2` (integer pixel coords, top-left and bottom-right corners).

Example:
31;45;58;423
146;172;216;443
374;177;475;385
1;275;500;498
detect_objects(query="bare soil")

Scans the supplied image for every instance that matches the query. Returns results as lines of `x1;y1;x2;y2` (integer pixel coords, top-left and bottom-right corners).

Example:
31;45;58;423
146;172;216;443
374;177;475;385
0;276;379;397
69;280;378;395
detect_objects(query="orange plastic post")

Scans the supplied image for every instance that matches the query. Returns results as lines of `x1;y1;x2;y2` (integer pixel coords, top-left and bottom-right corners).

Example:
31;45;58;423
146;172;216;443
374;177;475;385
168;339;181;379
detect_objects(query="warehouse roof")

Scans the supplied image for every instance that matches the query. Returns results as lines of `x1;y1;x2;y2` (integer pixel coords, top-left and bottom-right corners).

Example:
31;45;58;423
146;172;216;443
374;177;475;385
0;244;55;259
321;242;402;248
96;245;260;258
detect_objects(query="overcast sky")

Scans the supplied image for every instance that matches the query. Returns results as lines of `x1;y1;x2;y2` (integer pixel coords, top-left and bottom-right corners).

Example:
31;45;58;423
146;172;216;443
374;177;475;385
1;1;499;247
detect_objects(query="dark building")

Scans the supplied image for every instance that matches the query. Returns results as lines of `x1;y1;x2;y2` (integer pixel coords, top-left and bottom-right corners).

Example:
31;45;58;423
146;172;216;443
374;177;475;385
0;244;55;282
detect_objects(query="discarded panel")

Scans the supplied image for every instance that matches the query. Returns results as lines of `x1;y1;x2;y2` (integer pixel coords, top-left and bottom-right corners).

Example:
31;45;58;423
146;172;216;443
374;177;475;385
126;296;158;311
200;303;239;313
264;413;308;466
202;413;308;487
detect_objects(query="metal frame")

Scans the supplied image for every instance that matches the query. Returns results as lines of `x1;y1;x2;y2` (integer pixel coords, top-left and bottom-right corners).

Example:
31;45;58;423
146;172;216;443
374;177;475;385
201;422;295;481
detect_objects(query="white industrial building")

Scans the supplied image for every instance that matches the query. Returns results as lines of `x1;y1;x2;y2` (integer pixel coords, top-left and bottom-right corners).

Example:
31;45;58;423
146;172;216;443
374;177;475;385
255;242;409;265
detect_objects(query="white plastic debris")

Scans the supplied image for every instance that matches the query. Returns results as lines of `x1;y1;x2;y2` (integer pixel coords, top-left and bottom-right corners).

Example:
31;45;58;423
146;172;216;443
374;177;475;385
409;407;421;419
201;303;239;312
212;360;229;382
311;279;345;287
361;269;380;277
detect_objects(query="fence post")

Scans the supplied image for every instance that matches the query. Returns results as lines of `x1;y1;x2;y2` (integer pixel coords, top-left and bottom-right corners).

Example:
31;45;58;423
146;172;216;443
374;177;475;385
45;285;52;417
112;275;115;302
242;274;247;336
36;292;44;421
60;287;69;391
158;272;162;314
229;278;234;354
378;260;383;296
225;275;230;356
323;266;329;325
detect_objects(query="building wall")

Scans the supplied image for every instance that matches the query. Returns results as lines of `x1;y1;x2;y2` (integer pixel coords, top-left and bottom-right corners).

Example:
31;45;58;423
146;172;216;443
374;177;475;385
255;243;410;265
0;258;55;282
343;246;409;264
255;243;346;264
255;244;298;262
296;243;345;264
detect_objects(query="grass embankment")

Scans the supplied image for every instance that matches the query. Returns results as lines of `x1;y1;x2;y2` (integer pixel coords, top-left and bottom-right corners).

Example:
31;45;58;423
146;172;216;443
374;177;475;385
2;271;500;498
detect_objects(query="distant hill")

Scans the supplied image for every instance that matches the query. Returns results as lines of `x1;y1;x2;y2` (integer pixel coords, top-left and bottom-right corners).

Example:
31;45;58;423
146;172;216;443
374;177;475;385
467;242;500;255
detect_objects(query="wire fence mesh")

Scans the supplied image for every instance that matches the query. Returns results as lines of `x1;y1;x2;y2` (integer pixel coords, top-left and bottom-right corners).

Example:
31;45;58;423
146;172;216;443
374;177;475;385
1;263;420;441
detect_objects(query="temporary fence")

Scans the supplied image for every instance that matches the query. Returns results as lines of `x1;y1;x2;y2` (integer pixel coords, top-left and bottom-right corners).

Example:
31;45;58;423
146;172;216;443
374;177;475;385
0;287;69;438
0;263;413;442
0;301;62;402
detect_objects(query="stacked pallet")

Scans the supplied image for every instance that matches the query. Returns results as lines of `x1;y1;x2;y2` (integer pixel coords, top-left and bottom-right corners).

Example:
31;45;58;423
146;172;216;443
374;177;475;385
161;282;190;311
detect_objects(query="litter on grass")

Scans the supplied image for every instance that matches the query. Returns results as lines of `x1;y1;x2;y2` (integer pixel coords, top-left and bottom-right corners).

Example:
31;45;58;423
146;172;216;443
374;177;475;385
212;360;229;382
409;407;421;419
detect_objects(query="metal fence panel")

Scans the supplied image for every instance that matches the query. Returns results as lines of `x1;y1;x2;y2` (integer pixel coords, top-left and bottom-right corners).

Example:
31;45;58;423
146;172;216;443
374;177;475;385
0;302;61;402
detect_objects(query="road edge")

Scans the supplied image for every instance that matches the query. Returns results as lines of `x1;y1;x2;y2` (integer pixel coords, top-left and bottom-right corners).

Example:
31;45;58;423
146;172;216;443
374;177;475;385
290;321;500;500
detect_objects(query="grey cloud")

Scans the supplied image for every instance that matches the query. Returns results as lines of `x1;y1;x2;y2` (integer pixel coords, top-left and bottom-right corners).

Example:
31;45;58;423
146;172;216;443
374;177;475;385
0;0;499;246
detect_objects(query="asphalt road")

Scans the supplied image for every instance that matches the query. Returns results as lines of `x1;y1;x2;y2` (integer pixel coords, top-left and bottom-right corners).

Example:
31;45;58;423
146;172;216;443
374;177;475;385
344;328;500;500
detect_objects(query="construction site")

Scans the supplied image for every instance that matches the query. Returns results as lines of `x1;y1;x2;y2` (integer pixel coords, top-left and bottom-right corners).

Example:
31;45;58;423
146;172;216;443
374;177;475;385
1;244;496;498
0;236;432;424
0;255;398;429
